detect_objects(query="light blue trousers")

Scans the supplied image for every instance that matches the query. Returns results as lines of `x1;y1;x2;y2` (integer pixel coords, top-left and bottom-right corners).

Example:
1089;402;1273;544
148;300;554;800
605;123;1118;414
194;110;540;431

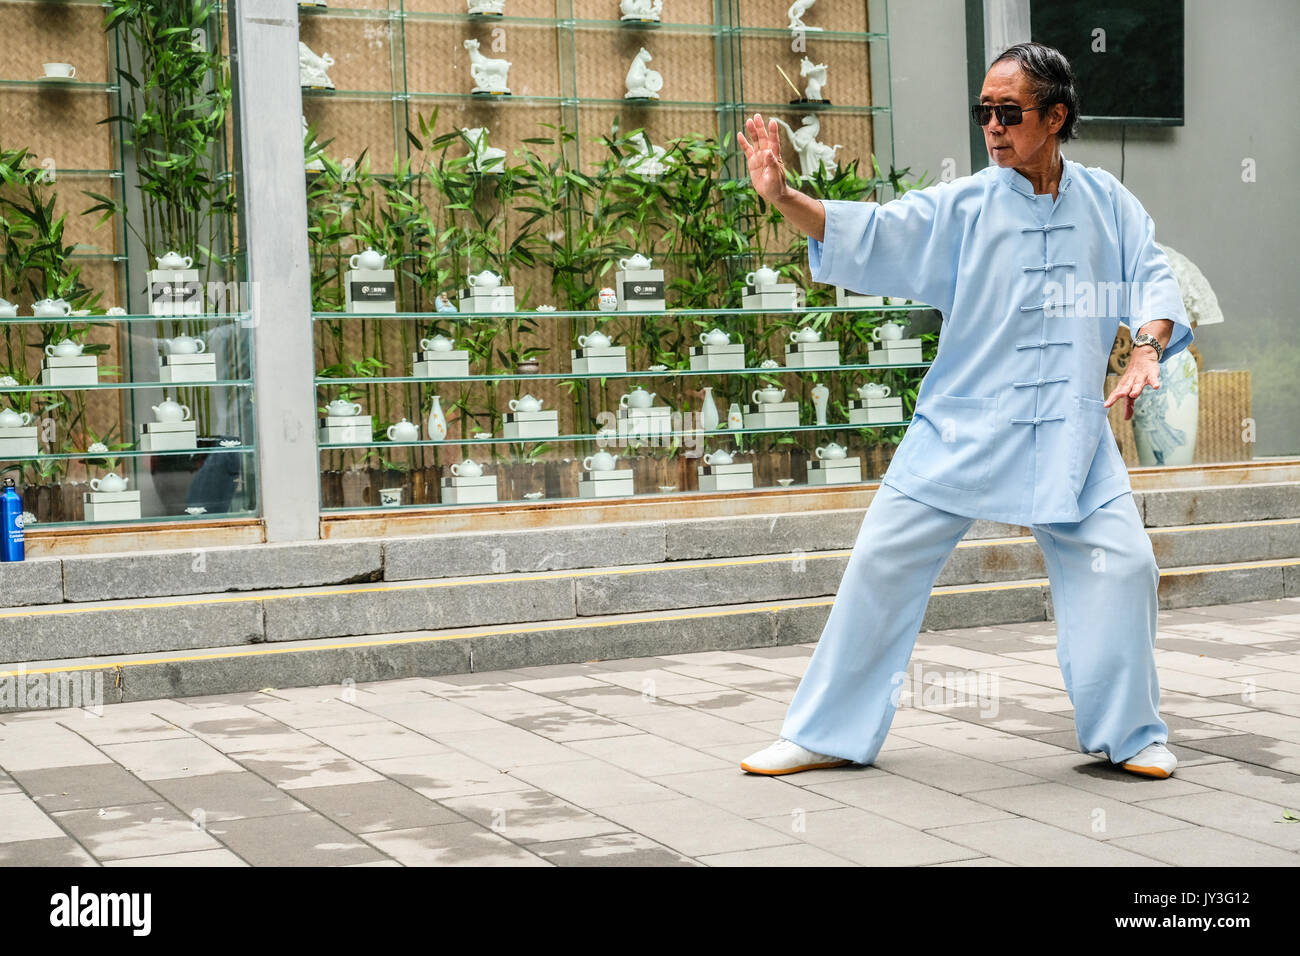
780;482;1167;766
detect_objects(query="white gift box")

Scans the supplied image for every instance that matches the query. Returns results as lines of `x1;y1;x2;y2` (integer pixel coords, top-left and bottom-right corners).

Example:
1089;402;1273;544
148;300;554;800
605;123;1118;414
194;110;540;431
319;416;373;444
346;268;397;313
742;283;800;310
868;338;924;365
615;269;665;312
784;340;841;368
138;420;198;451
158;353;218;383
0;426;39;456
457;286;516;313
742;401;800;429
617;405;673;439
502;409;558;439
697;461;754;491
41;354;99;386
440;474;498;504
570;345;627;374
806;457;863;485
689;342;745;371
835;287;886;308
149;268;203;316
848;396;904;425
617;405;671;419
83;489;142;522
578;471;635;498
412;350;471;378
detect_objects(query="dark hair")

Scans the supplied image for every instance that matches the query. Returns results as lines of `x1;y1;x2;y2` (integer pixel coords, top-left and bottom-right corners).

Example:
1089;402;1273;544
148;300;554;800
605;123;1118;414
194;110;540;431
990;42;1080;142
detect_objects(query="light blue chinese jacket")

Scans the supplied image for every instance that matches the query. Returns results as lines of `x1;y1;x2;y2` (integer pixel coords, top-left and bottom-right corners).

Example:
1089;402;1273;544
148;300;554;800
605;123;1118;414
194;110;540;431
809;158;1193;526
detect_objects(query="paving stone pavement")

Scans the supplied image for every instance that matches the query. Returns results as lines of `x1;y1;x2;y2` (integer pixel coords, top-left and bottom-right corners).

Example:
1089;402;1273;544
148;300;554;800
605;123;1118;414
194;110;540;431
2;597;1299;867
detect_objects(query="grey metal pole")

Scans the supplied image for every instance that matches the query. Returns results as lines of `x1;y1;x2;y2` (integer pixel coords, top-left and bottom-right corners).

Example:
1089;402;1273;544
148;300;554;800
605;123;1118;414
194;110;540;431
229;0;320;542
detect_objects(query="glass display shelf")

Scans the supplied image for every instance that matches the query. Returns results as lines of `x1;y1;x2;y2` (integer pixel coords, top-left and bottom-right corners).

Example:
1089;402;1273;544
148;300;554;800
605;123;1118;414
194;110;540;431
571;19;725;36
296;4;397;21
319;420;912;450
4;445;254;463
734;26;889;42
314;304;928;321
0;311;251;325
0;79;118;94
0;379;253;393
0;0;109;6
738;102;891;116
400;11;567;28
30;509;255;530
316;361;929;386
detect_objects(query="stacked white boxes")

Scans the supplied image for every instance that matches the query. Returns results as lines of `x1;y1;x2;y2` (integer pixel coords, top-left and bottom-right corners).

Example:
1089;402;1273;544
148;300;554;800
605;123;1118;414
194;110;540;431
868;338;924;365
834;288;886;308
848;396;905;425
617;405;673;440
784;340;841;368
502;408;559;439
689;341;745;371
805;457;863;485
616;264;665;312
412;348;471;378
570;345;627;374
578;467;635;498
84;489;142;521
742;401;799;429
0;424;38;456
138;419;198;452
441;473;499;504
41;354;99;386
319;413;373;444
742;280;800;310
697;460;754;491
159;351;217;384
457;283;515;314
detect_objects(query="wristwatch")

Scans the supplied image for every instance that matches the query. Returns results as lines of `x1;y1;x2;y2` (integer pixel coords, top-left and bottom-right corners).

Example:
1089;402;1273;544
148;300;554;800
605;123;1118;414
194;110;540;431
1131;332;1164;361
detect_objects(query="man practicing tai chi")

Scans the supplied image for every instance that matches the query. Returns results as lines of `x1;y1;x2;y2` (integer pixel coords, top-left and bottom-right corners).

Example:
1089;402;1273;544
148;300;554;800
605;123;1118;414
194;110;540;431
736;43;1191;779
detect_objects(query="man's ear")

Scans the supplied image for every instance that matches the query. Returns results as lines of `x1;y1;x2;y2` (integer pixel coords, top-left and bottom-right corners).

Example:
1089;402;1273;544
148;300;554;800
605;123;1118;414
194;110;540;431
1047;102;1068;138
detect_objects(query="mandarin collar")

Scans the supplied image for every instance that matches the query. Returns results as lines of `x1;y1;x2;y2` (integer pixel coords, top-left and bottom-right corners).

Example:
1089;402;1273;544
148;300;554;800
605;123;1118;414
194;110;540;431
998;155;1074;198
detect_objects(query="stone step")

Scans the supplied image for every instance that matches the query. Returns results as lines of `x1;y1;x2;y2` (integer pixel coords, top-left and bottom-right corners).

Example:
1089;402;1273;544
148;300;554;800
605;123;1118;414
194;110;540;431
6;574;1298;710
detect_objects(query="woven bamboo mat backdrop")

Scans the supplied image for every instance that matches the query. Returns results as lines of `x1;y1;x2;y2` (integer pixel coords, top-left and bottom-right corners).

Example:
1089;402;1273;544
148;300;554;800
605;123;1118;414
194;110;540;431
739;0;869;33
0;3;110;84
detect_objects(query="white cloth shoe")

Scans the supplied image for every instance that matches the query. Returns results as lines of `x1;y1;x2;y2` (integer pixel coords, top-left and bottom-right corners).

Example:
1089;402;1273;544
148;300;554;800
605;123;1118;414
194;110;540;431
740;738;851;776
1121;742;1177;778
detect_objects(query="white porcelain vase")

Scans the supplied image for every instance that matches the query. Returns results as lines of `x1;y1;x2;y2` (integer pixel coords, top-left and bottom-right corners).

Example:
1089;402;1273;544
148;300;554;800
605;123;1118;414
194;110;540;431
1132;348;1198;466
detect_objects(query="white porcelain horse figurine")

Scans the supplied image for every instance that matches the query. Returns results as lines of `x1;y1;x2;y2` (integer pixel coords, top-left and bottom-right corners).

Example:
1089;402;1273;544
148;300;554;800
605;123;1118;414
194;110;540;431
623;132;673;179
800;56;829;101
624;47;664;99
787;0;823;32
462;126;506;173
620;0;664;20
773;114;842;178
463;38;512;94
298;41;335;89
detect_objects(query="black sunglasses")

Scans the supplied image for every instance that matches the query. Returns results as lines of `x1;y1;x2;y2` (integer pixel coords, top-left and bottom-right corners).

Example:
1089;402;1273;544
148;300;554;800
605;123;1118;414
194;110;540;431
970;103;1049;127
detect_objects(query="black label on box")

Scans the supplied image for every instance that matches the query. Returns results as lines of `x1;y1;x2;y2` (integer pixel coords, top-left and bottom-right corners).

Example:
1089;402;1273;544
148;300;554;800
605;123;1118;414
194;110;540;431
622;279;663;300
150;281;203;304
350;281;395;301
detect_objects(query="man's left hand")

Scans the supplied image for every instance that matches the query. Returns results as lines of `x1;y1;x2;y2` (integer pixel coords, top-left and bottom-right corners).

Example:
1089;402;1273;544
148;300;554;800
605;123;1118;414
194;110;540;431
1104;349;1161;420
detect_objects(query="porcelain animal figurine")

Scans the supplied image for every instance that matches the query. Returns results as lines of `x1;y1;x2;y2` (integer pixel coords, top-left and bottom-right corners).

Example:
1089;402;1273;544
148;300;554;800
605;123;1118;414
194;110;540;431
811;383;830;425
787;0;823;32
462;126;506;173
156;251;194;271
624;47;663;99
44;338;84;357
90;473;128;493
163;335;205;354
464;39;512;94
773;115;842;178
699;328;730;347
620;0;663;21
857;382;891;399
703;447;734;467
467;0;506;13
583;449;618;471
620;387;655;409
31;298;72;318
421;334;454;352
298;41;335;89
105;306;127;316
349;249;386;271
450;458;483;477
327;399;363;417
467;270;502;290
789;325;821;344
623;132;673;180
800;56;829;101
509;394;543;412
0;298;17;317
577;330;611;349
872;321;905;342
816;442;847;460
151;399;192;422
0;408;33;427
618;253;652;271
752;386;786;404
387;418;419;441
435;293;458;313
597;287;618;311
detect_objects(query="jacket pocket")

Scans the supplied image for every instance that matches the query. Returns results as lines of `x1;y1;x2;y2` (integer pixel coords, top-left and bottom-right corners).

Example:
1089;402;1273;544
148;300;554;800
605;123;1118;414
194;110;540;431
1067;394;1114;496
902;392;999;493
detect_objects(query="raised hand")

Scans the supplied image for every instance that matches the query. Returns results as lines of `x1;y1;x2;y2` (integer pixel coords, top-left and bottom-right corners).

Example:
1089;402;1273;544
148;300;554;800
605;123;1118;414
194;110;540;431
736;112;789;204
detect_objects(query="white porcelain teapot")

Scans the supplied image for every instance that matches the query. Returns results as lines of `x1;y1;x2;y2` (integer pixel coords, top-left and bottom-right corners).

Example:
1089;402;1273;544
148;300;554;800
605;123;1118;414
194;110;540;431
577;330;611;349
31;297;71;318
746;266;780;288
0;298;17;317
872;321;905;342
789;326;821;344
155;251;194;271
151;399;192;423
815;442;848;460
509;394;543;413
387;418;419;441
450;458;483;478
699;328;730;347
45;338;85;358
164;335;205;355
857;382;891;399
420;334;454;352
90;473;128;493
326;399;363;417
618;253;652;271
0;407;33;427
751;386;786;404
349;248;387;271
583;449;618;471
466;270;502;290
703;447;734;467
619;387;655;409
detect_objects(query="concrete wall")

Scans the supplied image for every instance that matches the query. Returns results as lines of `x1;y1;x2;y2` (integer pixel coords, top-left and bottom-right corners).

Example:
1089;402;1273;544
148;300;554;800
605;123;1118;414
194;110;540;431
884;0;1299;458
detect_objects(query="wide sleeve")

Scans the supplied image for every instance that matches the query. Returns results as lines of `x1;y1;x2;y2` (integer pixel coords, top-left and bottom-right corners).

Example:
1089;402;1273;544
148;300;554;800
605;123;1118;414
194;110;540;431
807;187;962;313
1114;183;1193;363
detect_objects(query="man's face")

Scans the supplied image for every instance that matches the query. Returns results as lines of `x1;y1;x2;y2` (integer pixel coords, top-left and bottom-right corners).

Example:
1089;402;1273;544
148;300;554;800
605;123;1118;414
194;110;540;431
978;61;1064;168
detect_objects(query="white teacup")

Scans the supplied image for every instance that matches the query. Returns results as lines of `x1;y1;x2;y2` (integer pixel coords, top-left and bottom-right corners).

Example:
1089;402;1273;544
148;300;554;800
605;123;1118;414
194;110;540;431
90;473;127;493
746;266;780;288
703;448;734;467
583;450;618;471
466;270;502;290
350;248;387;271
509;394;542;413
618;254;652;271
32;298;71;317
421;335;454;352
450;459;483;478
387;419;419;441
0;408;33;427
872;321;905;342
857;383;891;399
327;400;363;417
45;338;84;358
699;328;730;347
815;443;848;460
43;62;75;79
751;387;786;404
789;326;821;344
577;330;611;349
